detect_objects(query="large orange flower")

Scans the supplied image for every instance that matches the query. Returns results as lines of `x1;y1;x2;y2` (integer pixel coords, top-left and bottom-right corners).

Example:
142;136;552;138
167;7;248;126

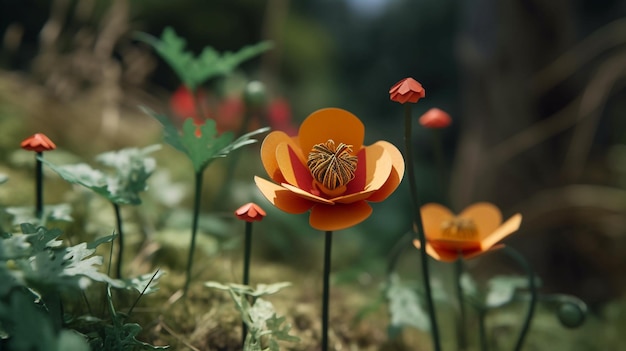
414;202;522;262
255;108;405;231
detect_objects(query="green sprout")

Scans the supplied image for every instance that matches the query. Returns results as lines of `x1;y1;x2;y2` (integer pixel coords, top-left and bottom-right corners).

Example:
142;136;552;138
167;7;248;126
41;144;160;278
139;26;271;295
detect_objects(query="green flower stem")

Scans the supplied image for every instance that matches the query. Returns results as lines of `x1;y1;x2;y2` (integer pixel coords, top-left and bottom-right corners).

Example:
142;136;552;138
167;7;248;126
478;308;489;351
242;221;253;344
431;130;448;201
35;151;43;218
112;202;124;279
455;258;468;350
403;104;442;351
321;230;333;351
503;246;537;351
184;171;204;295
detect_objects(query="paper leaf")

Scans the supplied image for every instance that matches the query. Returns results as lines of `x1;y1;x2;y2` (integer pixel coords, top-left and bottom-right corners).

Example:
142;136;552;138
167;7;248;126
386;274;430;333
485;275;534;308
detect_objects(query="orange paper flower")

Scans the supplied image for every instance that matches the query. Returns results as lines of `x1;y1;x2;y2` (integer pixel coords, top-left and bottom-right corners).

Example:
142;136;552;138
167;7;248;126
413;202;522;262
255;108;405;231
235;202;267;222
389;78;425;104
419;108;452;128
20;133;56;152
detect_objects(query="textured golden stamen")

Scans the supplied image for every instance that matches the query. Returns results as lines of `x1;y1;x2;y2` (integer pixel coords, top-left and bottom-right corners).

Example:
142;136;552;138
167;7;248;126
307;139;358;190
441;217;478;239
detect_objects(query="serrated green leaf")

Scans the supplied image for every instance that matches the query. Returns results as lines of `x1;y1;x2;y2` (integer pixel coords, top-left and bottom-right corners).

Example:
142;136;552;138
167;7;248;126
122;270;164;295
265;314;299;343
136;27;272;90
386;274;430;332
485;275;537;308
180;118;234;172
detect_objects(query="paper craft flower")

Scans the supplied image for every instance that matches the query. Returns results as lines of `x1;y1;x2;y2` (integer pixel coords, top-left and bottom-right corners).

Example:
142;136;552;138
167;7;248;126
389;78;425;104
235;202;266;222
255;108;404;231
419;108;452;128
413;202;522;262
21;133;57;152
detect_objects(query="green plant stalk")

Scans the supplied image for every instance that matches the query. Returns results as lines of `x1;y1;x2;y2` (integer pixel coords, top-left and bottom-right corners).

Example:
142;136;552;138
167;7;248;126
455;258;468;350
242;221;253;345
478;308;489;351
404;104;442;351
113;202;124;279
503;246;537;351
35;151;43;219
184;171;204;295
321;230;333;351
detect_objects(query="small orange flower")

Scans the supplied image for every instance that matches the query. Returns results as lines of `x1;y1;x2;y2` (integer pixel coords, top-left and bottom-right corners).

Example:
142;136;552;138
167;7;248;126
413;202;522;262
419;108;452;128
255;108;405;231
389;78;425;104
20;133;56;152
235;202;266;222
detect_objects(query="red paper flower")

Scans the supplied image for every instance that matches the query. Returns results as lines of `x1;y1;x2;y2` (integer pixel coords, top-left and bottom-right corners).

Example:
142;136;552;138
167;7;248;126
419;108;452;128
389;78;425;104
20;133;56;152
235;202;267;222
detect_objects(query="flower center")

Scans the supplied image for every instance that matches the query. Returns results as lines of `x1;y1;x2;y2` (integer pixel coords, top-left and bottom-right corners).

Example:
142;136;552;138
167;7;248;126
441;217;478;239
307;139;358;191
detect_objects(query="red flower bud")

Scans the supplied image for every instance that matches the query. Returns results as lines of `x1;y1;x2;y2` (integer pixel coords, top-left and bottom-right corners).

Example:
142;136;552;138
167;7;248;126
419;108;452;128
389;78;425;104
20;133;56;152
235;202;266;222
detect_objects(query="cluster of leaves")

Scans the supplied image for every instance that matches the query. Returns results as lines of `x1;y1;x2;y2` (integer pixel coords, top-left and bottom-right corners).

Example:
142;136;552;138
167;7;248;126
0;223;165;350
41;145;161;205
205;282;299;351
135;27;272;91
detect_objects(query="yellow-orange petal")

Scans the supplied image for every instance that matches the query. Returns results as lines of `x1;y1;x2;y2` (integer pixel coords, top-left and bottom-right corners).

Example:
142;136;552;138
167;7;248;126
367;141;405;202
420;203;455;241
281;183;334;204
309;201;373;231
413;239;459;262
458;203;502;240
260;131;304;182
361;143;393;192
298;108;364;156
479;213;522;250
463;244;505;260
254;176;313;214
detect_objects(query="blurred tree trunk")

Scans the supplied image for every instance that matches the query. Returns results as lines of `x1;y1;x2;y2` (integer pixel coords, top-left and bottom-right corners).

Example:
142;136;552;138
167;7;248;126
451;0;576;210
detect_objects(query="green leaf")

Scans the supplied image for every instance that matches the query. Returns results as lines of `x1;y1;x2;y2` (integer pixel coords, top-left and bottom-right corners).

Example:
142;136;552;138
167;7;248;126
485;275;537;308
265;314;299;343
136;27;272;90
386;274;430;332
56;330;90;351
180;118;234;172
122;270;164;295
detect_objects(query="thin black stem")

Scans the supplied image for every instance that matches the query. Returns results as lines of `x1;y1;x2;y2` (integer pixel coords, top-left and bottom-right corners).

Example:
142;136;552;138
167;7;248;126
403;104;441;351
35;152;43;219
503;246;537;351
184;171;204;295
112;202;124;279
455;259;468;350
242;221;253;344
478;308;489;351
321;230;333;351
127;269;160;318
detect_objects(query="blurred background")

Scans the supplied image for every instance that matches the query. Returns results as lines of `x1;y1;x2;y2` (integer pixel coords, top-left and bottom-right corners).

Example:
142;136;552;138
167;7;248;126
1;0;626;347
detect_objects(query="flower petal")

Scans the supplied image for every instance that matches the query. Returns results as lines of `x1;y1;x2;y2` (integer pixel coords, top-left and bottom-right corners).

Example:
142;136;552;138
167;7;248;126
479;214;522;250
309;201;372;231
463;244;505;260
298;108;364;155
254;176;313;214
276;144;313;189
459;202;503;239
413;239;459;262
260;131;304;183
420;203;454;241
281;183;334;204
367;141;405;202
